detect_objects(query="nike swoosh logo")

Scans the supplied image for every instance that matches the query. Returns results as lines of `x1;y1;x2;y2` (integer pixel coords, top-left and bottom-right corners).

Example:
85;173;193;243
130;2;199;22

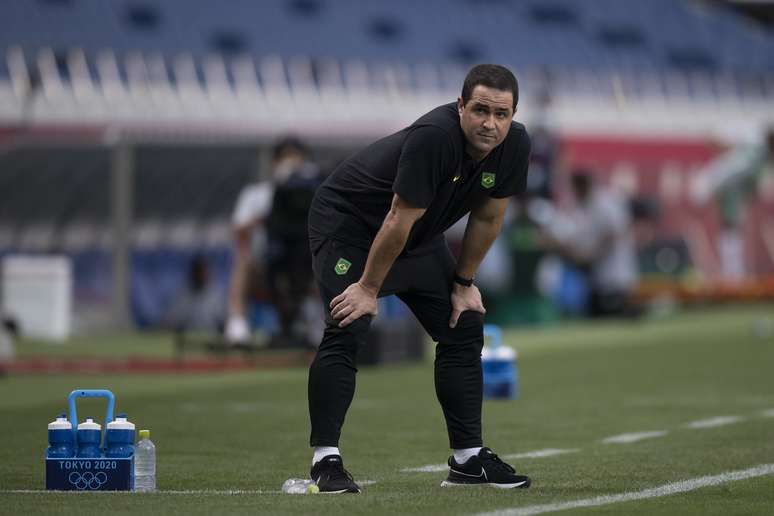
450;467;486;478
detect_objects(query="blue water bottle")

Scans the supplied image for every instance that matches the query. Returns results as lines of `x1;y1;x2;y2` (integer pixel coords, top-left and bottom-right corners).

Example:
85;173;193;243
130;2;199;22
481;324;519;399
106;414;135;458
76;418;102;458
47;413;74;458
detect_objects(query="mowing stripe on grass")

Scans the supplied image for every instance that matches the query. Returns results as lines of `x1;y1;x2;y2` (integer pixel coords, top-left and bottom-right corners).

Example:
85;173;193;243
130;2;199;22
761;408;774;418
502;449;579;460
474;463;774;516
156;489;282;495
685;416;744;429
600;431;668;444
0;489;280;495
402;449;579;473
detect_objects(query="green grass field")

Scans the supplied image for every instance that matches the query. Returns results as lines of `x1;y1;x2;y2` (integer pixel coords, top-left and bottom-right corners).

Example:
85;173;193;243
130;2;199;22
2;304;774;515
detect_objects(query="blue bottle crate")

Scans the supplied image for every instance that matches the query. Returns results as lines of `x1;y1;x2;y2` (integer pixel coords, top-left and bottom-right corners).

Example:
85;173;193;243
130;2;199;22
45;389;134;491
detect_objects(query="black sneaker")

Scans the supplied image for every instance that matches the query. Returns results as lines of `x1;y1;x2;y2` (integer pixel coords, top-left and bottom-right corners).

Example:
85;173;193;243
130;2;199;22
441;447;531;489
310;455;361;494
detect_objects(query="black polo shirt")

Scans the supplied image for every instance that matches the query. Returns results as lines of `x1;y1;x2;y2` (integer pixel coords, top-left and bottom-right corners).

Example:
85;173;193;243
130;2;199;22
308;102;530;254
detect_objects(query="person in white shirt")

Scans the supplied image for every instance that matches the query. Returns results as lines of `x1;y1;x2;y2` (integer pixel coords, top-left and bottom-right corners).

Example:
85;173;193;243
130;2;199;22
225;137;323;345
689;129;774;281
225;177;274;342
541;171;639;317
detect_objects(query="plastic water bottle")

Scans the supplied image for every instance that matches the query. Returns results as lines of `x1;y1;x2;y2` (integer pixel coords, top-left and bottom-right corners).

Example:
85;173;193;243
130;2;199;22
282;478;318;494
481;324;519;399
76;418;102;458
47;413;74;458
106;413;135;458
481;345;518;399
134;429;156;492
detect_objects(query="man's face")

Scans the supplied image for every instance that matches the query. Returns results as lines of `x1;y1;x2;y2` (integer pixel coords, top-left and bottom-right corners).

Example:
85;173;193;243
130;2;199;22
458;85;515;160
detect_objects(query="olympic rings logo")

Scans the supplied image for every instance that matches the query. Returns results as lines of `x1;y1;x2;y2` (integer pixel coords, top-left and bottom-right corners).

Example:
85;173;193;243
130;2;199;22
68;471;108;490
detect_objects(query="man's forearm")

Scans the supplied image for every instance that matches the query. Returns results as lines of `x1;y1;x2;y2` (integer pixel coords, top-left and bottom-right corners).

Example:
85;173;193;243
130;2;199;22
358;213;413;293
456;215;503;279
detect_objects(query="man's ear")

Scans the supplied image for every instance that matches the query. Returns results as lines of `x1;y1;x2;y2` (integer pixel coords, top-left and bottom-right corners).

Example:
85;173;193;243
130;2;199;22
457;96;464;115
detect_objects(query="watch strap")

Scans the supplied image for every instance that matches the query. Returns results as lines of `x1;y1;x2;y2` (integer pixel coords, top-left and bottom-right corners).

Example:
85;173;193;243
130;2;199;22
453;274;474;287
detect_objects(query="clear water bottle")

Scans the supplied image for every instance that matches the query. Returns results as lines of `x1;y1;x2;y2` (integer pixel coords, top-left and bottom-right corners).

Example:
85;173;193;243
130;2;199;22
134;429;156;492
282;478;317;494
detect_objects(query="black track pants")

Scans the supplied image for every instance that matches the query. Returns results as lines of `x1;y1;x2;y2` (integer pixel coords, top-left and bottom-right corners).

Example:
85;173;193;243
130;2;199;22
308;233;484;449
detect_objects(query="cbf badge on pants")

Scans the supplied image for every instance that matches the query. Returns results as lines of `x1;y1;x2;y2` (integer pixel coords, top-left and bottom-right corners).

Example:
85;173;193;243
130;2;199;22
334;258;352;275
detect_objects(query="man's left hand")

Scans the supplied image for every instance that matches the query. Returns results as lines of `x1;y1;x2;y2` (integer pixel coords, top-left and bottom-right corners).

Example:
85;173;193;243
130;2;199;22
330;282;379;328
449;283;486;328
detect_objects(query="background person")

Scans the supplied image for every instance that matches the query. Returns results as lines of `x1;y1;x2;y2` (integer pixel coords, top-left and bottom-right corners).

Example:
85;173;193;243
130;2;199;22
539;171;640;317
690;128;774;281
225;137;323;347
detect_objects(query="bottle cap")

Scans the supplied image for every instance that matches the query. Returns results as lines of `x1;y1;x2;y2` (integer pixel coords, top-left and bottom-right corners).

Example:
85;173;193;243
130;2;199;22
48;413;72;430
107;416;135;431
139;429;150;440
77;418;101;431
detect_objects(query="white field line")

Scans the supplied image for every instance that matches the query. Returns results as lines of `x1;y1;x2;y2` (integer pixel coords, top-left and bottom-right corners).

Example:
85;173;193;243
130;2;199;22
402;449;579;473
502;449;579;460
761;408;774;418
474;463;774;516
600;431;668;444
685;416;744;429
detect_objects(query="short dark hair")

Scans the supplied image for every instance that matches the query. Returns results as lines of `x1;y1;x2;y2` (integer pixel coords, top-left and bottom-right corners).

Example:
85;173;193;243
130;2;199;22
461;64;519;109
570;169;593;198
272;135;308;162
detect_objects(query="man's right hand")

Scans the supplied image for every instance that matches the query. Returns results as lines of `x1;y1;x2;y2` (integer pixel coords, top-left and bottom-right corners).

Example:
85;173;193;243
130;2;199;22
449;283;486;328
330;282;379;327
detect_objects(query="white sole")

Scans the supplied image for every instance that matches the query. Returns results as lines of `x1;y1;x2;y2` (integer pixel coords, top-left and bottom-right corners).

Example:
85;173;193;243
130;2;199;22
440;480;529;489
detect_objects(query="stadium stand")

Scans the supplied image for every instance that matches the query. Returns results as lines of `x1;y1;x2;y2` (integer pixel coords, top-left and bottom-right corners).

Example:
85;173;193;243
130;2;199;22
1;0;773;328
1;0;773;127
2;0;773;71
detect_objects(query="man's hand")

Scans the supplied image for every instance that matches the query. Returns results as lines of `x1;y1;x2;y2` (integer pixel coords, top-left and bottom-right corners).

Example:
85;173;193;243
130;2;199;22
449;283;486;328
330;282;379;327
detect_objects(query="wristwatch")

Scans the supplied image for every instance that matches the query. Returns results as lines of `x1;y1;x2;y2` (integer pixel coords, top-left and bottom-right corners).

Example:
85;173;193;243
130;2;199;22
453;274;474;287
